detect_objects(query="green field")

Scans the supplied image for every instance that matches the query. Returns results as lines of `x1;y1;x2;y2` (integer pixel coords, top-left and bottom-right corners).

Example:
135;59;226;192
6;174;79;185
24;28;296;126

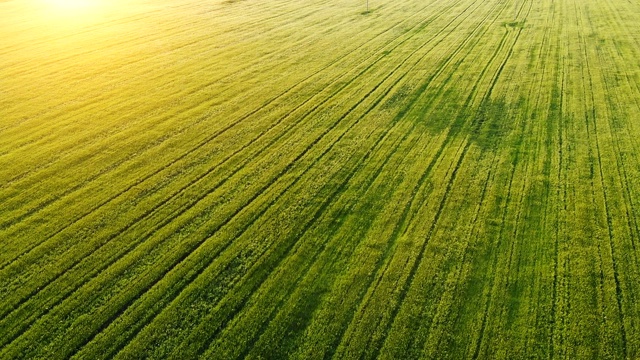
2;0;640;358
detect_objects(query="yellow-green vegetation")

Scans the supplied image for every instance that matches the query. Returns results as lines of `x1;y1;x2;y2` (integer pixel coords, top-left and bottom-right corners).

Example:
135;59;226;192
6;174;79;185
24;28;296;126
2;0;640;357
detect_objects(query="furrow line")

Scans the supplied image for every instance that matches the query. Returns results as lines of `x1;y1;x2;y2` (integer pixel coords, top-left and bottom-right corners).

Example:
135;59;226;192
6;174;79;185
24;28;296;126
470;26;531;360
0;0;352;160
577;2;628;353
550;33;565;360
593;0;640;279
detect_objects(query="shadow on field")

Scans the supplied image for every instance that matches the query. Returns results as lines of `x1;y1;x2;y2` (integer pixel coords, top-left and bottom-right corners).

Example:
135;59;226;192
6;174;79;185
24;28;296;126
502;20;526;29
467;98;515;151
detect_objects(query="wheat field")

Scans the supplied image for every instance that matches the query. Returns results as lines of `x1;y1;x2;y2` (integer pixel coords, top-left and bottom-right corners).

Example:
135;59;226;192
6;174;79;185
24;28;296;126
2;0;640;358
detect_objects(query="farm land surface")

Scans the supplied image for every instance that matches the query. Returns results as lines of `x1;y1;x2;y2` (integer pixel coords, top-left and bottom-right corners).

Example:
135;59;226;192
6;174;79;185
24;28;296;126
2;0;640;358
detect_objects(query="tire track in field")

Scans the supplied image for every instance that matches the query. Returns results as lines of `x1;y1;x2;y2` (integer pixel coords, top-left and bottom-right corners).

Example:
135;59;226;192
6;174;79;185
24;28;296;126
591;0;640;302
0;40;391;338
552;2;572;354
4;69;364;358
591;24;640;350
0;0;327;132
0;0;430;202
571;1;618;355
63;50;419;360
1;11;448;355
580;6;628;354
598;0;640;292
0;0;291;56
494;1;552;352
470;114;522;359
199;0;497;351
551;71;567;359
550;21;566;358
0;7;169;56
0;0;390;135
574;1;629;354
0;0;454;325
0;0;328;119
521;1;558;352
2;0;328;62
0;1;213;57
562;4;589;356
0;0;432;189
487;124;531;356
439;2;541;354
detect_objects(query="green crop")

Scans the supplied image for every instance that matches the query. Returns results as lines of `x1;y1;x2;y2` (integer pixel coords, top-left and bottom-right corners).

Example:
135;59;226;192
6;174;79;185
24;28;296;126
1;0;639;358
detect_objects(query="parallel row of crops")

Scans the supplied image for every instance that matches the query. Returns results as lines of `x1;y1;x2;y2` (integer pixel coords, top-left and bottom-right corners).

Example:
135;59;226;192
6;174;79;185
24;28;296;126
2;0;640;357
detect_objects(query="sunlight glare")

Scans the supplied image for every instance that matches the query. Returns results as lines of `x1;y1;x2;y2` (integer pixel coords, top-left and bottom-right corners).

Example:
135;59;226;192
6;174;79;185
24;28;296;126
40;0;104;16
34;0;112;27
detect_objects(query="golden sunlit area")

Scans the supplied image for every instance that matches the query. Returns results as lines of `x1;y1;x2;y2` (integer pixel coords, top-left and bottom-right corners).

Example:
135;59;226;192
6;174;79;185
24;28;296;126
0;0;153;80
0;0;195;138
42;0;101;11
3;0;640;358
10;0;118;28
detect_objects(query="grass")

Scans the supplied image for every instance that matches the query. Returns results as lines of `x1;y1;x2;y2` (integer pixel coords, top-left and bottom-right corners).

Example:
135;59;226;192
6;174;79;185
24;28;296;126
2;0;640;358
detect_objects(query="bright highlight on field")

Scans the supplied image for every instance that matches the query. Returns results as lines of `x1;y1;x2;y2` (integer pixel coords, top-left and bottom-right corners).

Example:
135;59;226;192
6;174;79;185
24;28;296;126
45;0;94;8
40;0;104;15
2;0;640;358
